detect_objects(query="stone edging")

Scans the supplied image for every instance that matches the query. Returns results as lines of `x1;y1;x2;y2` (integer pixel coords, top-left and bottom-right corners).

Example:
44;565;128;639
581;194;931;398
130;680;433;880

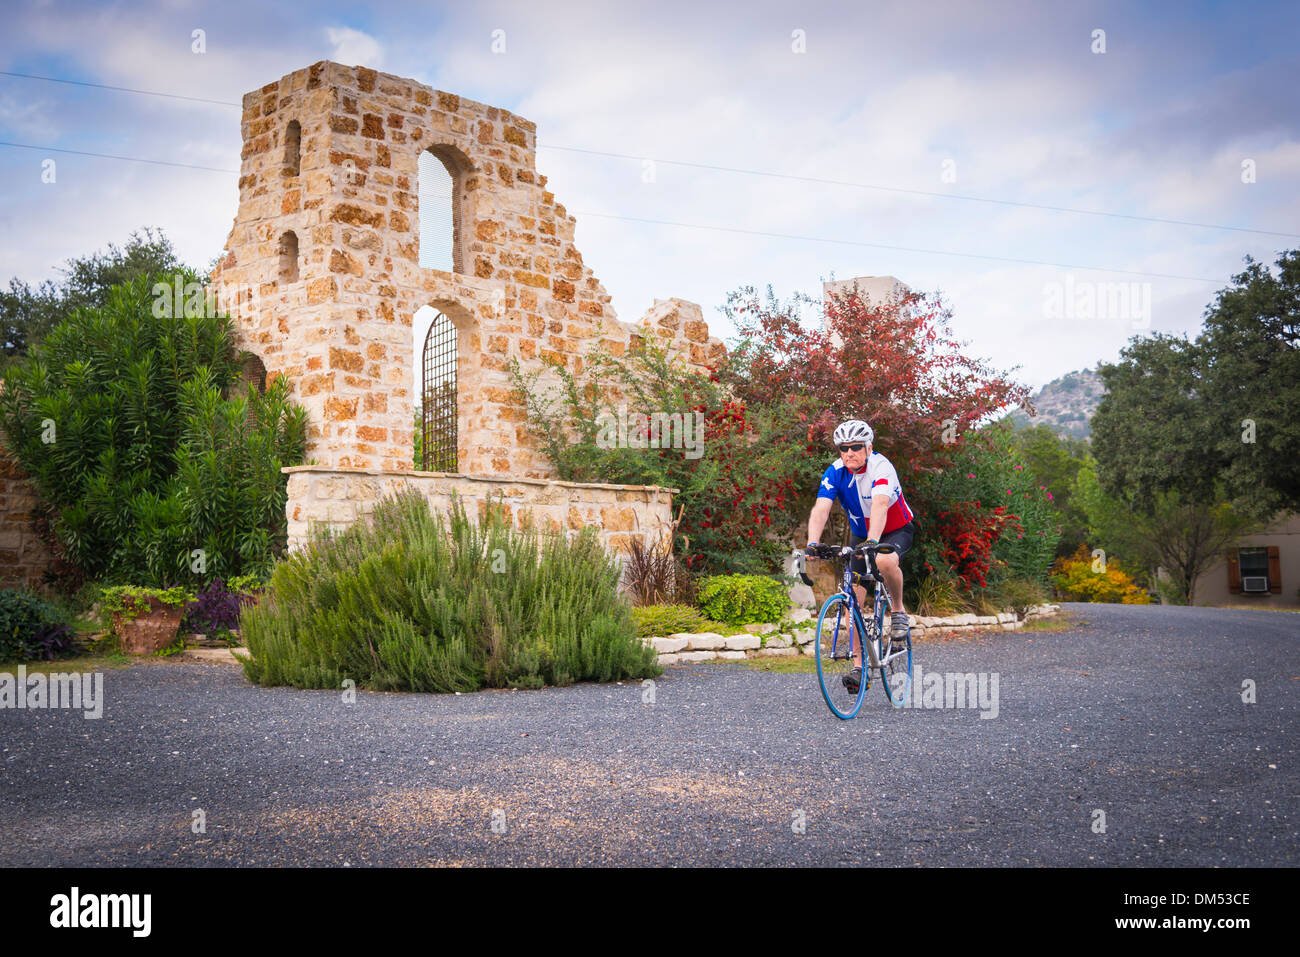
645;604;1063;665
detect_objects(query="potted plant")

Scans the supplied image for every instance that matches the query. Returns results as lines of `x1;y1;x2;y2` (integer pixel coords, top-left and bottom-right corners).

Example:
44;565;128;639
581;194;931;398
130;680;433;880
100;586;194;655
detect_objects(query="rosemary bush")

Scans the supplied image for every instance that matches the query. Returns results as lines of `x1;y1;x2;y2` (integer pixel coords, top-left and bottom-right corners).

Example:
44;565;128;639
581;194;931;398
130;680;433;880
239;489;661;692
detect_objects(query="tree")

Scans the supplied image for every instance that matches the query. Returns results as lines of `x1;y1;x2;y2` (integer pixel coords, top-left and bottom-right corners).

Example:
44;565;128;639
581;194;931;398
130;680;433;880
1093;249;1300;521
715;284;1030;490
1070;457;1263;602
1194;249;1300;514
1092;333;1219;511
1;227;186;369
1128;489;1263;605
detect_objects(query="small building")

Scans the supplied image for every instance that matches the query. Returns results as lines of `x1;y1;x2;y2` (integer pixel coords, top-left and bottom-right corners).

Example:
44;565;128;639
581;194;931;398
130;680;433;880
1190;512;1300;608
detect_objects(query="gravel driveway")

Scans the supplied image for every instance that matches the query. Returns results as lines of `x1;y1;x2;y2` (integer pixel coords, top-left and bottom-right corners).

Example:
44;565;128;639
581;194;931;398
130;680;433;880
1;603;1295;866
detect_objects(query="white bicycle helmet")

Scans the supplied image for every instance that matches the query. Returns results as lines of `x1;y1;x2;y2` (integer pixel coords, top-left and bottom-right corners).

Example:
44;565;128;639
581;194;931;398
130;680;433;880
833;419;874;447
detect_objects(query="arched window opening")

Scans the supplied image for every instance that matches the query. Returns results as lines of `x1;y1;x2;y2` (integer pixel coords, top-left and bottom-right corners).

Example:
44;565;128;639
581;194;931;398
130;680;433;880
418;147;462;273
278;231;299;283
420;309;458;471
283;120;301;177
241;354;268;395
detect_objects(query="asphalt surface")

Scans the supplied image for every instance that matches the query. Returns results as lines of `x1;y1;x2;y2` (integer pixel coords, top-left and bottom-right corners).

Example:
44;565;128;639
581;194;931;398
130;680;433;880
1;603;1295;866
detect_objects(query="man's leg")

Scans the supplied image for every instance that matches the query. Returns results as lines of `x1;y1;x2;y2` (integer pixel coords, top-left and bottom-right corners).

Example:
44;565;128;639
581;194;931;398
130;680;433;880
851;582;868;668
877;553;906;615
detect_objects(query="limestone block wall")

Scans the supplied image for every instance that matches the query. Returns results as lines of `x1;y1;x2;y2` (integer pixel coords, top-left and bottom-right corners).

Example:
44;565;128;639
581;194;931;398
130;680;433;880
0;444;56;590
283;466;676;560
211;60;727;477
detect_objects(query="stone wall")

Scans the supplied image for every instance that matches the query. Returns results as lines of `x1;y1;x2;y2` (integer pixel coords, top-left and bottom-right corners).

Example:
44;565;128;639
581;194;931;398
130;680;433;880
0;444;55;590
284;466;676;560
644;604;1064;665
211;60;727;478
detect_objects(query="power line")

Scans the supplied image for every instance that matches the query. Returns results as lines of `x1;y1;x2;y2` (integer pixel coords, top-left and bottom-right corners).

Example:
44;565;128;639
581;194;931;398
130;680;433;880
0;140;1239;282
0;70;239;106
571;211;1226;283
0;141;237;173
543;145;1300;241
3;68;1293;240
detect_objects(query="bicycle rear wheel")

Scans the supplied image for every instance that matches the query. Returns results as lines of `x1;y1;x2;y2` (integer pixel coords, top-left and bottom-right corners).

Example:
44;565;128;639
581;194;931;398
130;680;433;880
815;594;868;720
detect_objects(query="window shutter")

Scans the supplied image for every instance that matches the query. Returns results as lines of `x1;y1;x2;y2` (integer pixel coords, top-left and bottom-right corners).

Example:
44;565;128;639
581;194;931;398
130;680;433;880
1268;546;1281;594
1227;551;1241;594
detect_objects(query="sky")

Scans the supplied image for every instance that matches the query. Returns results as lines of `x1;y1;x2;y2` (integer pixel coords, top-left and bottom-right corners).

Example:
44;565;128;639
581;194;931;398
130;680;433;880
1;0;1296;393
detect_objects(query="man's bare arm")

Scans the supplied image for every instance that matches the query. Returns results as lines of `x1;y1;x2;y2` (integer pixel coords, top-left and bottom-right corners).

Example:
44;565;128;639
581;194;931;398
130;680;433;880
867;495;890;541
807;497;834;545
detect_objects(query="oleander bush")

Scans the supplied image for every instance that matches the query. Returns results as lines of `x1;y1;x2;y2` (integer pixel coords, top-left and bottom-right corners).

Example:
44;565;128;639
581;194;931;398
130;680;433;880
0;587;77;662
695;574;789;626
0;270;308;588
239;489;661;692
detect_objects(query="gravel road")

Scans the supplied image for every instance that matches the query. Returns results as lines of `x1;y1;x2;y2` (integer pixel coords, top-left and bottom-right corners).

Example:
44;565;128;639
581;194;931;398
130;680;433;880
1;603;1295;866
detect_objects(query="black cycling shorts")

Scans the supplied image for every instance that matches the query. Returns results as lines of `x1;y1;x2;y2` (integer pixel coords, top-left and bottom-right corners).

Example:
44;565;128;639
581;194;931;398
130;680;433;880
850;520;915;576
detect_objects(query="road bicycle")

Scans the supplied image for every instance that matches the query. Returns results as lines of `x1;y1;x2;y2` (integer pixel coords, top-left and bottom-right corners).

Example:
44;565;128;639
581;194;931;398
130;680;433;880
798;542;913;720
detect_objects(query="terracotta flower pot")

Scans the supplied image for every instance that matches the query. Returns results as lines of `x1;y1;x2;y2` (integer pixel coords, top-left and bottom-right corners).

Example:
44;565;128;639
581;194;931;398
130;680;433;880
113;597;187;655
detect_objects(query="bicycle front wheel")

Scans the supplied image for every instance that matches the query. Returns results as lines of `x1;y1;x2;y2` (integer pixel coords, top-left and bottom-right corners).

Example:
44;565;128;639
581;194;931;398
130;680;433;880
815;594;868;720
880;621;913;708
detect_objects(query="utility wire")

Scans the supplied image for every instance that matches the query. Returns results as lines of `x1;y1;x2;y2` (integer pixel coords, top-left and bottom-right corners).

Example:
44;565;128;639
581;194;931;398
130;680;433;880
3;68;1293;240
0;70;239;106
0;141;237;173
0;139;1231;282
571;210;1226;283
544;144;1300;241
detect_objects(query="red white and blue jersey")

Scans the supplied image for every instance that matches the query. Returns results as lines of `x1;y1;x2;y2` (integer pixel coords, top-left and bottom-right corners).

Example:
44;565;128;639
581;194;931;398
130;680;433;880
816;451;914;539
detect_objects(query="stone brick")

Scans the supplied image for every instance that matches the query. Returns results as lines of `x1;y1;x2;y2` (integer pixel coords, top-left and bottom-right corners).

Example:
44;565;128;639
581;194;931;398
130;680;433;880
329;249;363;276
323;397;359;420
330;203;385;227
329;114;359;135
329;347;365;372
306;277;338;303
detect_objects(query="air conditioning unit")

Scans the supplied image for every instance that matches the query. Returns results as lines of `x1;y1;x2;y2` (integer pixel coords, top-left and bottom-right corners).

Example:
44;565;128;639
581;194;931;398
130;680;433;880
1241;576;1269;593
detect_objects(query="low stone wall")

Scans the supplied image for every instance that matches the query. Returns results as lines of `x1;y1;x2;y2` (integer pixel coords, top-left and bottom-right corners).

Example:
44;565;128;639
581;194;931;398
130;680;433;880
283;465;677;558
646;604;1063;664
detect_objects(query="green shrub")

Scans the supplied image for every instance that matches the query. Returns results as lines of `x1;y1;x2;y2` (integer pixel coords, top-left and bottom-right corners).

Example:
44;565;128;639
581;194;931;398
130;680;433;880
0;270;307;587
988;577;1050;619
915;566;967;617
0;588;76;662
630;604;727;638
695;575;789;626
239;489;661;692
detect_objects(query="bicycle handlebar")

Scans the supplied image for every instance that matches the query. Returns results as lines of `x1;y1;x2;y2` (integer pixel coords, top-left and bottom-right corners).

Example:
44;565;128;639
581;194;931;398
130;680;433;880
795;542;896;585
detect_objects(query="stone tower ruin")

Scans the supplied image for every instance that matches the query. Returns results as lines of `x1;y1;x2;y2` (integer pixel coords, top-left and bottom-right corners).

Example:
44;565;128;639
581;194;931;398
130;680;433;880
211;60;725;479
210;61;726;552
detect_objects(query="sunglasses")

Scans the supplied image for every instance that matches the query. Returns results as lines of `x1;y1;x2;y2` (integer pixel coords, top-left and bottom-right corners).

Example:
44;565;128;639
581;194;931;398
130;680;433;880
838;443;866;452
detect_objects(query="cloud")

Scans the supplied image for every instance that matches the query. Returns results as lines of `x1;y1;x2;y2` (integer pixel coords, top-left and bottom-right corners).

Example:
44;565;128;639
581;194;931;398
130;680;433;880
325;27;384;69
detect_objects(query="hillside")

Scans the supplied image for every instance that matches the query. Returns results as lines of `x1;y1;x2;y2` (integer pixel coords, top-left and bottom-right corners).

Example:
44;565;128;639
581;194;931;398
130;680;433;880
1005;367;1105;440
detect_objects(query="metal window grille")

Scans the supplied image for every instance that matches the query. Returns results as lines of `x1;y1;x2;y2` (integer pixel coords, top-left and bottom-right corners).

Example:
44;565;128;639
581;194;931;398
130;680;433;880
421;311;458;471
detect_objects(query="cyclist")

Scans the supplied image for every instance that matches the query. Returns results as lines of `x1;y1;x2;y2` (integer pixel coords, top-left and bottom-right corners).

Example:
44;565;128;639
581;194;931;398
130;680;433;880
805;419;916;694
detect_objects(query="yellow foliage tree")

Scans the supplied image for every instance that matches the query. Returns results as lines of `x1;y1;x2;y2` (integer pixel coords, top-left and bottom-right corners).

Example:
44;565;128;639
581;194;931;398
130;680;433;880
1049;544;1152;604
